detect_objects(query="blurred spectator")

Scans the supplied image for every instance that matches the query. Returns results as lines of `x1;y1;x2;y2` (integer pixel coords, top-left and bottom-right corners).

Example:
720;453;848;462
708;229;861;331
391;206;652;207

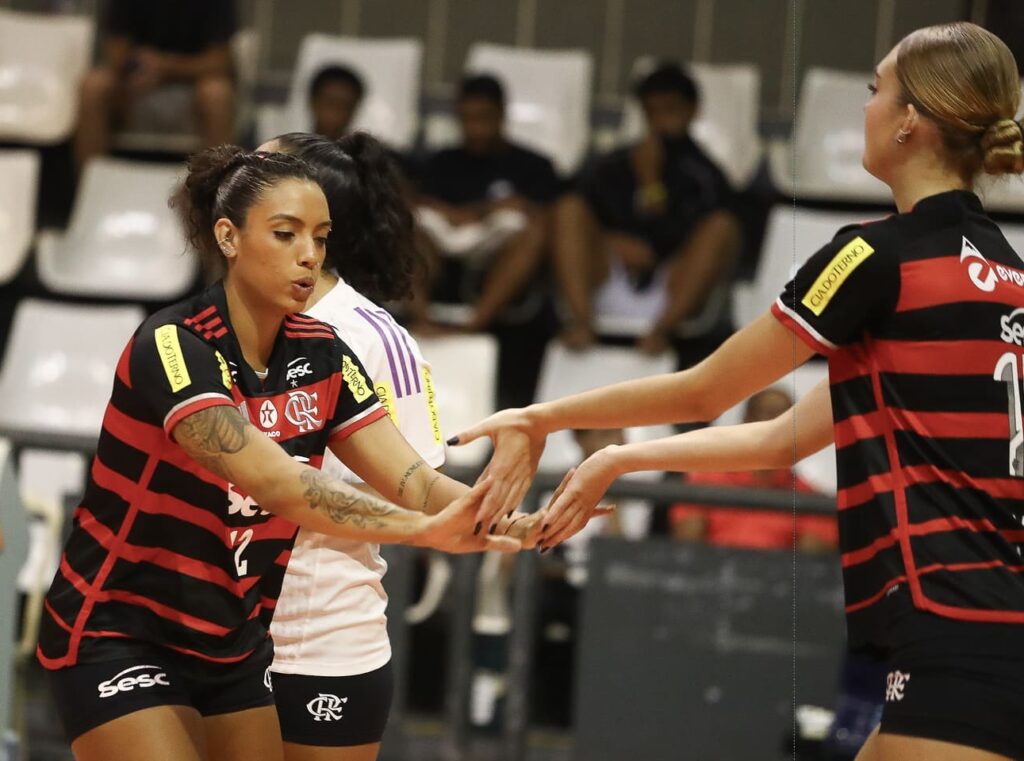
75;0;237;172
309;64;365;140
554;62;741;354
669;388;838;552
414;74;561;332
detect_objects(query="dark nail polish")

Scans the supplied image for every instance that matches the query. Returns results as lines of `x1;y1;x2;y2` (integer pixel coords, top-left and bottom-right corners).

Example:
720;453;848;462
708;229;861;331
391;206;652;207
446;436;459;446
539;547;549;555
474;522;482;535
542;524;549;533
507;510;514;518
489;524;497;535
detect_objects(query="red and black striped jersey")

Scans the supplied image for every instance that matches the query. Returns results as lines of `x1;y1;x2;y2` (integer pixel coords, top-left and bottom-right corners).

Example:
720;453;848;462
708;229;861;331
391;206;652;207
772;190;1024;650
38;282;387;669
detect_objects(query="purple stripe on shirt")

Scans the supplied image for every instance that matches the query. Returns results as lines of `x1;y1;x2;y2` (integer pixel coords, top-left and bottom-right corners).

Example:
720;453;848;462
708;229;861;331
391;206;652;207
355;307;404;397
375;308;422;394
366;309;413;396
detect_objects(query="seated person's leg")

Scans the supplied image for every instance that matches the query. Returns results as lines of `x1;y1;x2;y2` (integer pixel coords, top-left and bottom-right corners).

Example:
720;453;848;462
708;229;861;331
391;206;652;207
469;210;547;331
640;209;741;354
553;194;610;347
75;66;121;173
194;75;235;147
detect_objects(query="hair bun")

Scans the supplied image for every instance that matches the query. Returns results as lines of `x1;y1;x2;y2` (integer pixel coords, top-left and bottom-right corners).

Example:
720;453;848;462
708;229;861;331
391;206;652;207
981;118;1024;175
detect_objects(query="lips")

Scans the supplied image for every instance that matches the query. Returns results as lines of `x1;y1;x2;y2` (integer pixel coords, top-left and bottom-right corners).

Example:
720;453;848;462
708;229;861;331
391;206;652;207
291;277;315;300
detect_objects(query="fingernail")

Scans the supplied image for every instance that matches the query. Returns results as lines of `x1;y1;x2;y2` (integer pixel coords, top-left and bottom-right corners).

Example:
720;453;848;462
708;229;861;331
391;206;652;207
446;436;459;446
542;524;549;533
474;522;482;535
539;546;549;555
507;510;514;518
489;524;497;535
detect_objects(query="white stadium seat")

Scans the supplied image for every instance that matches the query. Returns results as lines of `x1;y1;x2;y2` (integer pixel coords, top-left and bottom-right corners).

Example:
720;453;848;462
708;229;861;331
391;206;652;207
257;34;423;151
0;149;39;284
619;60;763;188
769;68;892;203
0;299;145;449
36;158;195;300
0;9;94;144
465;43;593;176
0;437;29;748
414;333;499;468
733;205;875;329
533;341;676;472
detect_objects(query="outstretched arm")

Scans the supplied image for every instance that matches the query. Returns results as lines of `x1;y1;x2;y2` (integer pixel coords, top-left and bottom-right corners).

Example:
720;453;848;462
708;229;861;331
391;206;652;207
172;405;513;553
538;379;834;548
451;312;817;529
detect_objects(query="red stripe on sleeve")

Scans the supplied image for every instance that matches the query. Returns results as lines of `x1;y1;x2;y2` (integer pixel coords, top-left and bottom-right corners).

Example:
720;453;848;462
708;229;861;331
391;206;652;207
770;302;835;356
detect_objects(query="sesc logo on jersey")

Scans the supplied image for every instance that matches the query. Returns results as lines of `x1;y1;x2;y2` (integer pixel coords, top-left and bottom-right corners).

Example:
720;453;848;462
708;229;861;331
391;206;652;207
342;355;373;403
801;236;875;316
155;324;192;392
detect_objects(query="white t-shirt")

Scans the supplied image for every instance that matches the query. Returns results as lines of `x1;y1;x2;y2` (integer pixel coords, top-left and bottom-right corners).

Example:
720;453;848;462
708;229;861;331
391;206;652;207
271;280;446;676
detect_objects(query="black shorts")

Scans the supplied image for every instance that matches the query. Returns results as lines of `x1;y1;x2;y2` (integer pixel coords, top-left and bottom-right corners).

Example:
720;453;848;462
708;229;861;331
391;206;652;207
47;640;275;742
878;627;1024;758
272;661;393;746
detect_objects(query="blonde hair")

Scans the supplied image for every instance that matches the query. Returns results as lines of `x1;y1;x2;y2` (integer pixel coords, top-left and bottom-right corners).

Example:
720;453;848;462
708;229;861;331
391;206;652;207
896;22;1024;177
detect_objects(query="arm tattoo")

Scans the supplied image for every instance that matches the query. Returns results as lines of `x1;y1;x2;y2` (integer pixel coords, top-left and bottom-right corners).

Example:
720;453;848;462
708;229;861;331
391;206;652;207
420;474;440;513
300;469;401;528
174;405;250;480
397;459;426;497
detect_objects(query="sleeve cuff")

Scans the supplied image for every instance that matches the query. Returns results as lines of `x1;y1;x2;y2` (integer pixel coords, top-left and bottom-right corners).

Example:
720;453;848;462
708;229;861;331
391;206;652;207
328;405;389;443
164;393;236;436
771;300;838;356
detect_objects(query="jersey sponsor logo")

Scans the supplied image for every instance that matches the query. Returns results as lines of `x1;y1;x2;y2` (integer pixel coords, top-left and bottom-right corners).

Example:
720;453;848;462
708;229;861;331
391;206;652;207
307;693;347;721
375;378;398;425
284;390;322;433
228;483;269;517
342;355;374;403
422;366;443;445
884;670;910;702
286;357;312;387
1001;308;1024;347
97;665;171;698
258;399;279;429
155;324;192;392
801;236;875;316
962;237;998;292
215;350;232;390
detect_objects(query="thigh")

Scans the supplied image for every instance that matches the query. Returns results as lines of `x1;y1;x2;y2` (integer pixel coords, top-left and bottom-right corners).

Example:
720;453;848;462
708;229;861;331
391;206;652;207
204;705;285;761
72;704;205;761
283;741;380;761
857;728;1012;761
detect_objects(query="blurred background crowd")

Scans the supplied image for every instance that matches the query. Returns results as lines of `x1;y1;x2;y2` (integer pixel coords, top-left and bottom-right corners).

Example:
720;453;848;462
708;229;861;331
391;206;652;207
0;1;1021;759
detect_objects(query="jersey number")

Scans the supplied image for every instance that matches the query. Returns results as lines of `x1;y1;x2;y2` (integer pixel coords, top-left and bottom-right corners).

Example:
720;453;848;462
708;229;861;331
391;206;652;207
994;351;1024;477
230;528;254;577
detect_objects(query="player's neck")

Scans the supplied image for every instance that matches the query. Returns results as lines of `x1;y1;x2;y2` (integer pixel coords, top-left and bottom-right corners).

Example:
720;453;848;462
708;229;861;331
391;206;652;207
223;280;281;373
888;158;969;214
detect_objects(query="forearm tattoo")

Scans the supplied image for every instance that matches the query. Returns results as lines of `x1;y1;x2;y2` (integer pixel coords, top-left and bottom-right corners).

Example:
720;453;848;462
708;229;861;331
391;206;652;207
420;474;440;512
397;459;426;497
300;469;402;528
174;405;249;480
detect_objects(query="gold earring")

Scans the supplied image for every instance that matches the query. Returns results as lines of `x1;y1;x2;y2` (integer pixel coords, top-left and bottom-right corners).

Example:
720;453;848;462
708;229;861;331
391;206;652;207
896;128;910;144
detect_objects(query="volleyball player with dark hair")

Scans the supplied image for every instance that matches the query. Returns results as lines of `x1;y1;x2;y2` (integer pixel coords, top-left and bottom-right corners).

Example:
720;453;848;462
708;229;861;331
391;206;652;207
255;131;544;761
38;147;519;761
456;22;1024;760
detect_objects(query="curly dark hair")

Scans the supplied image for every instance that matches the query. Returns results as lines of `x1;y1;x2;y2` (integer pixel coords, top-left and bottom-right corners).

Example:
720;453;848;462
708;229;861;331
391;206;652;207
273;131;421;303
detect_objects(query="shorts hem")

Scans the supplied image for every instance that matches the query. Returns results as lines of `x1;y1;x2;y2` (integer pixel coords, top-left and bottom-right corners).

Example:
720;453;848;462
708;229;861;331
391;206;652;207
279;731;387;748
881;715;1022;759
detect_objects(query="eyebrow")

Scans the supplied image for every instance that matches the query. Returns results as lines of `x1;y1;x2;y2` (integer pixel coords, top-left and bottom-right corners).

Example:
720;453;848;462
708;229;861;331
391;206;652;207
267;213;332;229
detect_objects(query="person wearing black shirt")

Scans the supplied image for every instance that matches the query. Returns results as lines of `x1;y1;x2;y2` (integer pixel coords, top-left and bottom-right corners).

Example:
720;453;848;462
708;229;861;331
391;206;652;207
414;75;561;332
74;0;238;172
309;65;365;141
554;63;741;354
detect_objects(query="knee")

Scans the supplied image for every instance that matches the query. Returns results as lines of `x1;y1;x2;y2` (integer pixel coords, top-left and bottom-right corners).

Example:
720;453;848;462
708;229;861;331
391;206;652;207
194;76;234;109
